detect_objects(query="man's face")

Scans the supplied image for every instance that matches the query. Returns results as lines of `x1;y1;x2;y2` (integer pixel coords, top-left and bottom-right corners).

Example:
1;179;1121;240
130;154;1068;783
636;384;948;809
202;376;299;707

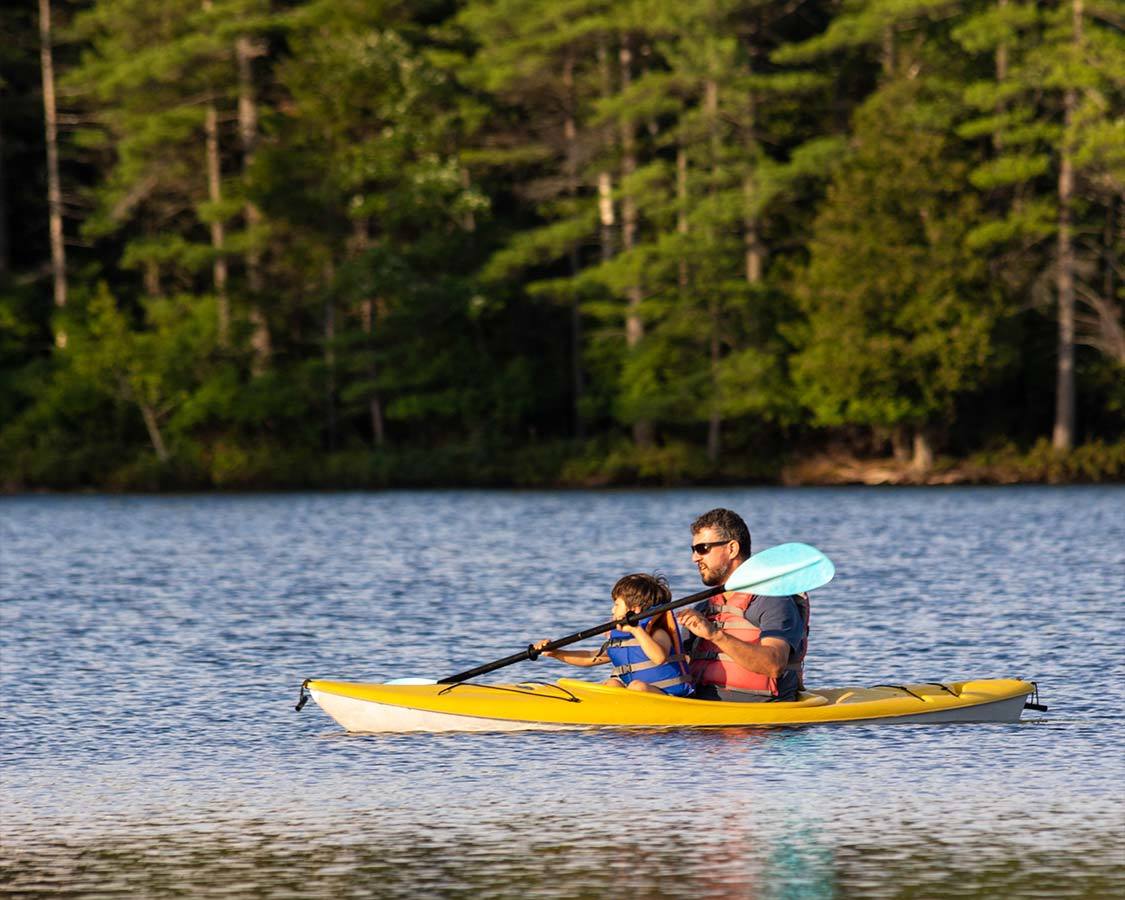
691;527;737;586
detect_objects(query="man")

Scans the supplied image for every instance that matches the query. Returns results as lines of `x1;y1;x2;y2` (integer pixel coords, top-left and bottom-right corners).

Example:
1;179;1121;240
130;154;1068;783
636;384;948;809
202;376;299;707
677;508;808;701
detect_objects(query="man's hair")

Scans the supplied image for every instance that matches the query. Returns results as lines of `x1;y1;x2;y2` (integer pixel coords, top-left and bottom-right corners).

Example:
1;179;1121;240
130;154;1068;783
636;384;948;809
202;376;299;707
691;508;751;559
612;572;672;611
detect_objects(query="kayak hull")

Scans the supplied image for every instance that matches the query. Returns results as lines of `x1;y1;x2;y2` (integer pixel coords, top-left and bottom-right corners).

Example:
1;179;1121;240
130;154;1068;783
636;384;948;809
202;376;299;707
305;677;1037;734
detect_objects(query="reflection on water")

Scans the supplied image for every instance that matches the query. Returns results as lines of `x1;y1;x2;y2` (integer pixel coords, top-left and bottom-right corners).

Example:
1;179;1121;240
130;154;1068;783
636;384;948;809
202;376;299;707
3;818;1123;898
2;488;1124;896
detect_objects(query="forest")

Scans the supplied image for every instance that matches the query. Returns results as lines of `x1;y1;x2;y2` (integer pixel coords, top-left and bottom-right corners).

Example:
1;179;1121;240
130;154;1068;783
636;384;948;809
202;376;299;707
2;0;1122;490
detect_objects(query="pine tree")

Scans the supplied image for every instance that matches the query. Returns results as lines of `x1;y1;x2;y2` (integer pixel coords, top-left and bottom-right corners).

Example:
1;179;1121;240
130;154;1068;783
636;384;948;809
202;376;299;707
461;0;619;440
955;0;1125;449
67;0;273;348
789;79;998;469
578;0;839;465
264;0;487;450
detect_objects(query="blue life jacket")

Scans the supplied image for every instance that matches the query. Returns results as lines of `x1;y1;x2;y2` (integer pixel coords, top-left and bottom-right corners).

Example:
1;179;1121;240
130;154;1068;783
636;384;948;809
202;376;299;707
604;611;693;697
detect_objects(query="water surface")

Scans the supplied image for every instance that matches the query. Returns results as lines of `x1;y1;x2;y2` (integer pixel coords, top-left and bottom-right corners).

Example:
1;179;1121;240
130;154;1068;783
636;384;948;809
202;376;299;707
2;487;1123;897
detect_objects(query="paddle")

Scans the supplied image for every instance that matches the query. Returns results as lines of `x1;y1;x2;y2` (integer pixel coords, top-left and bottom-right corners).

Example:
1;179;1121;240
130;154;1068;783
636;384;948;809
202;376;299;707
432;541;834;686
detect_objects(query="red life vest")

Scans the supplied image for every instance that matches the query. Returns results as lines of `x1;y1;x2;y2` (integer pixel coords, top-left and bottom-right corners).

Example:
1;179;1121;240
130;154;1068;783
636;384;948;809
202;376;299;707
687;591;809;698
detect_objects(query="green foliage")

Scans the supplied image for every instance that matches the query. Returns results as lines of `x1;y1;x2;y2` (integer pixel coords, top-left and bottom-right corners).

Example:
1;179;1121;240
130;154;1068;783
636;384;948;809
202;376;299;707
967;439;1125;483
3;0;1122;490
790;79;998;431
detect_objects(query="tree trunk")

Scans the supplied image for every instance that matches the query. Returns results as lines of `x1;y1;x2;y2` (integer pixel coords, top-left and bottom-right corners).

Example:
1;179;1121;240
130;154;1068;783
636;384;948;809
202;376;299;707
205;101;229;347
351;218;385;448
139;400;170;462
143;221;161;296
324;263;337;453
597;172;615;261
596;40;615;264
707;301;721;465
563;51;585;440
1104;203;1116;341
237;34;270;373
569;262;585;439
0;120;8;275
911;429;933;473
881;26;895;77
995;0;1009;81
620;42;640;341
39;0;67;346
202;1;228;347
705;78;721;463
891;426;911;462
677;145;688;294
993;0;1009;151
744;182;764;284
458;166;476;233
743;93;764;285
119;374;169;462
361;298;386;447
619;36;652;447
1053;0;1083;452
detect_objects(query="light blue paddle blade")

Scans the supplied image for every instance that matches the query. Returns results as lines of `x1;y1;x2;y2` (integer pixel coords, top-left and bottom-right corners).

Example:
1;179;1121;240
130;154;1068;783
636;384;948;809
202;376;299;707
723;542;835;596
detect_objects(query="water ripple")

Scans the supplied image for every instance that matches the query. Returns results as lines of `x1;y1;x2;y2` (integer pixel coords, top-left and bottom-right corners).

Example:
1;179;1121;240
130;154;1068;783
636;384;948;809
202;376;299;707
2;487;1123;896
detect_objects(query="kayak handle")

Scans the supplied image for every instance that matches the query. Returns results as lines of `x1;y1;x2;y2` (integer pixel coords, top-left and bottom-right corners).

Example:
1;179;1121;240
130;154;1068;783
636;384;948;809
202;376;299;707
1024;681;1048;712
296;679;310;712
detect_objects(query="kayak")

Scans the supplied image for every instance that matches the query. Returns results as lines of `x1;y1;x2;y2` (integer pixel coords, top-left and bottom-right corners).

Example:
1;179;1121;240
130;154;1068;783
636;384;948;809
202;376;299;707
301;677;1041;733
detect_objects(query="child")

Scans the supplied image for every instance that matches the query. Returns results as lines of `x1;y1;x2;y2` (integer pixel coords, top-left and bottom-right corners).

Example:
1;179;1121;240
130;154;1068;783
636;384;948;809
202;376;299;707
533;573;693;697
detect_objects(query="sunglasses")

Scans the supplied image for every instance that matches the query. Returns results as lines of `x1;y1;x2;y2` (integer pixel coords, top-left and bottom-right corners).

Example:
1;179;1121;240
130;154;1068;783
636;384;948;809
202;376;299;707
691;540;731;555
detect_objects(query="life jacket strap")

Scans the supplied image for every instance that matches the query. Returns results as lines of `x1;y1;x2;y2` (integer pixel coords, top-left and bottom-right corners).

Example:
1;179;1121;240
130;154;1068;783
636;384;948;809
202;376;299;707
713;618;758;632
648;674;691;690
611;653;686;677
715;686;776;698
694;648;802;671
706;603;752;616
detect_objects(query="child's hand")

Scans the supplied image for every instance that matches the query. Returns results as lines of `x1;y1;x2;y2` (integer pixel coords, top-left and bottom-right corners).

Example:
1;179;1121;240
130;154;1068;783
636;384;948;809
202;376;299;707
531;638;557;658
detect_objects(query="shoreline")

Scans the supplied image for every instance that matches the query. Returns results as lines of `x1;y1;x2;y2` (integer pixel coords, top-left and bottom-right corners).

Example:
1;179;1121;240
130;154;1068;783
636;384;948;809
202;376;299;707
3;461;1121;494
3;439;1121;494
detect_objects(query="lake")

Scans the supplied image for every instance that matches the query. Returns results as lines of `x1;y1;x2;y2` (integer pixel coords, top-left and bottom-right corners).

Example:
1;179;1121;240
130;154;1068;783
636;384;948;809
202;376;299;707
2;487;1123;898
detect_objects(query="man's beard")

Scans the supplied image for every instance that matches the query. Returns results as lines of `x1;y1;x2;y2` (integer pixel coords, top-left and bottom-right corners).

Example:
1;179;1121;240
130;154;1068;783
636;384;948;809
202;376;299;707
699;565;726;587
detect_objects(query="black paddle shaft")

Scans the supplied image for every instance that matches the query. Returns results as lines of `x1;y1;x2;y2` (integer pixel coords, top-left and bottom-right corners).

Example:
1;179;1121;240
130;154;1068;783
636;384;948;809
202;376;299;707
437;583;724;685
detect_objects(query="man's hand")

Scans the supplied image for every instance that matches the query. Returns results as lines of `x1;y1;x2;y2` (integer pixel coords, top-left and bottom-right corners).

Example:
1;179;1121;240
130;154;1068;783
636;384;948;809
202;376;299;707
677;609;719;641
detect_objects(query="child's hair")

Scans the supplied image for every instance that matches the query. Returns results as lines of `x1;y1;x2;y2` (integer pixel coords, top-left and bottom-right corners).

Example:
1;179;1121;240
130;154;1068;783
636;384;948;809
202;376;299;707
612;572;672;611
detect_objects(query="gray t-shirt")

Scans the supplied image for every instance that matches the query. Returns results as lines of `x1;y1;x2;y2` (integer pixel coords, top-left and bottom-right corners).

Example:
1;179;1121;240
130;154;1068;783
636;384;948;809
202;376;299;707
687;594;806;701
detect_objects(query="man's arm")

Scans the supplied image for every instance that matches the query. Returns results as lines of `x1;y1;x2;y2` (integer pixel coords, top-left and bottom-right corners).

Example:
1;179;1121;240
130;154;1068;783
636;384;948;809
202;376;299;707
708;632;789;678
677;606;792;678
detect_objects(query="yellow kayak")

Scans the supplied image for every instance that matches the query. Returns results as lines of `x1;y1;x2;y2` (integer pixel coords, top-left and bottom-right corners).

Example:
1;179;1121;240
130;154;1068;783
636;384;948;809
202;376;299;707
301;677;1040;733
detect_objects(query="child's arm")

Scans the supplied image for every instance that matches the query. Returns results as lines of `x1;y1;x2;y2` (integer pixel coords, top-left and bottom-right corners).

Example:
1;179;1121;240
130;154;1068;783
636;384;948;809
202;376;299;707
621;625;672;665
531;639;608;667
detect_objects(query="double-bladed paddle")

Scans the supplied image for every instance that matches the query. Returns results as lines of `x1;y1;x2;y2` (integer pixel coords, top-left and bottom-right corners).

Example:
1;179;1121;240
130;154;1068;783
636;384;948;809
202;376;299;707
428;541;835;686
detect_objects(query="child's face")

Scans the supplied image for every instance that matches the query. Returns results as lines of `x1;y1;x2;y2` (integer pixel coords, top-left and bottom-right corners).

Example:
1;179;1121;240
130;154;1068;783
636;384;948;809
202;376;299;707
612;595;641;621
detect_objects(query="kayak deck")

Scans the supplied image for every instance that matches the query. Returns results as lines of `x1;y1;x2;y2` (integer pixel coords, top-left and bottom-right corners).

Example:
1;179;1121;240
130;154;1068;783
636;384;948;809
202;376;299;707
304;677;1037;733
